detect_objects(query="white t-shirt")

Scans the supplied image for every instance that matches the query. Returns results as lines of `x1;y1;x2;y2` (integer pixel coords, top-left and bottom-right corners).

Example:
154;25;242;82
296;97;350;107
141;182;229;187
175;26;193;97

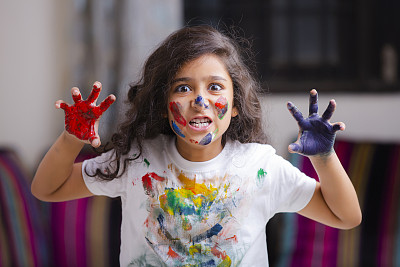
82;135;316;266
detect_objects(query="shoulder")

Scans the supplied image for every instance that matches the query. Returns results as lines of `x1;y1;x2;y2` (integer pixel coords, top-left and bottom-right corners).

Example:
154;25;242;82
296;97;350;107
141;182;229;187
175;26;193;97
223;139;278;170
227;139;276;159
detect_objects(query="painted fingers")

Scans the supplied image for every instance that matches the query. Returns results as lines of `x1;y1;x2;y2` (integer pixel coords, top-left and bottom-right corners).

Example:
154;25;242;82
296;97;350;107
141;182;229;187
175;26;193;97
287;89;345;156
55;81;116;147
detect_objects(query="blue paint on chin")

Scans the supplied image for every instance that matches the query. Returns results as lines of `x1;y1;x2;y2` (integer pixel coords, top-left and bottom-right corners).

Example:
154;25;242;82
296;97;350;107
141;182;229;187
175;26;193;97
171;121;185;138
199;133;212;145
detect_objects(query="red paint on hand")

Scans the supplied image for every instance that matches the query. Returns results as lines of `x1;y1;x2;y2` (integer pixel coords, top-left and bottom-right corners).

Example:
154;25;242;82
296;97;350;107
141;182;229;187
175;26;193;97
60;82;115;142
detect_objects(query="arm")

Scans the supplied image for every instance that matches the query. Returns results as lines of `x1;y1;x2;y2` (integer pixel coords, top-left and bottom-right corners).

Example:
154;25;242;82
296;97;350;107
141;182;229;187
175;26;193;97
287;89;361;229
31;81;115;202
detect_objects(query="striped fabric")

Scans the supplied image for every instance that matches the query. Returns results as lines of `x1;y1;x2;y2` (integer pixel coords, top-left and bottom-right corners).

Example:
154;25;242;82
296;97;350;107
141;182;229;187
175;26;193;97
49;196;121;267
268;140;400;267
49;150;122;267
0;149;121;267
0;149;51;267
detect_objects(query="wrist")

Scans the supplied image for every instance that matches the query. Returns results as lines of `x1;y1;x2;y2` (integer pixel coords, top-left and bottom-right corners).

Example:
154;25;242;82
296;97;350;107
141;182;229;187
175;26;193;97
308;149;336;162
61;130;87;148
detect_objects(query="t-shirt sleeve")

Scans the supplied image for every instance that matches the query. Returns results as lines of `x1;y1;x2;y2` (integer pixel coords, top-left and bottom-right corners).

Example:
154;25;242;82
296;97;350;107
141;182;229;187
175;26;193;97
82;149;126;198
268;155;316;213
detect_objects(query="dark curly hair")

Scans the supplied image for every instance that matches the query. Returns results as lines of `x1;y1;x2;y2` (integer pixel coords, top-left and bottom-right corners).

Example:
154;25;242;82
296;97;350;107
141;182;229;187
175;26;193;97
89;25;268;180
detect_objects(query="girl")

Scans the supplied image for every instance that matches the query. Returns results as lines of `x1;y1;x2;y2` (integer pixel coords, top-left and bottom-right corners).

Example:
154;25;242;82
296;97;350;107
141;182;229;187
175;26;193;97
32;25;361;266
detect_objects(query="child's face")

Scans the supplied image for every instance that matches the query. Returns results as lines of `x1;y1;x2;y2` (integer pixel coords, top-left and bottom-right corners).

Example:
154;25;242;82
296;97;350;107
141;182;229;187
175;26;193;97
168;54;238;160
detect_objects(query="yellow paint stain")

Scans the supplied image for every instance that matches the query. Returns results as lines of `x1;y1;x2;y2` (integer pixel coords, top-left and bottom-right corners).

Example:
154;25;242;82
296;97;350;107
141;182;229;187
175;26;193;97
189;244;202;256
218;255;232;267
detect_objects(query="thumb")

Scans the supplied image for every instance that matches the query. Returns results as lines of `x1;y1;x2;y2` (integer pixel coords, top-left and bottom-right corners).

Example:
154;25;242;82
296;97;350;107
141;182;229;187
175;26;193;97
89;135;101;148
288;143;302;154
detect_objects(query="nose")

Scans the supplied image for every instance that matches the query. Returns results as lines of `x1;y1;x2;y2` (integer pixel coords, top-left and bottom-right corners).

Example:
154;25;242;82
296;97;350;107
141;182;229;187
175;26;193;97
193;95;209;110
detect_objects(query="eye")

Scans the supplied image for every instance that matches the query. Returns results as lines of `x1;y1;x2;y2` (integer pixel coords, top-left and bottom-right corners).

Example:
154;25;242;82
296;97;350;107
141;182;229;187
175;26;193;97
174;85;191;93
208;83;223;91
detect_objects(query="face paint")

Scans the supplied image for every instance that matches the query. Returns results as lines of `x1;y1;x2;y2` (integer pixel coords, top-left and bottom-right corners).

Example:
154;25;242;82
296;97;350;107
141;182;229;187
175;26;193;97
169;102;187;126
194;95;209;109
215;96;228;120
199;128;219;145
171;121;185;138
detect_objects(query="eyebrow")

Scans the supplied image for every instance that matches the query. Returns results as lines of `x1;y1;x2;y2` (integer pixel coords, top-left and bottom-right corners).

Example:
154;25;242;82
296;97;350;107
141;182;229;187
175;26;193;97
171;75;228;84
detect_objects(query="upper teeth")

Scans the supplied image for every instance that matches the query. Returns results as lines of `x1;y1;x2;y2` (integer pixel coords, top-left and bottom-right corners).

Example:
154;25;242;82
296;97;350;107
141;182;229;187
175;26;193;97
190;118;211;128
191;118;210;124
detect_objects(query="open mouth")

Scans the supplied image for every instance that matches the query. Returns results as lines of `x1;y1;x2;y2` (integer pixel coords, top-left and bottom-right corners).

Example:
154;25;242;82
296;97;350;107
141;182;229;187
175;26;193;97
189;117;212;129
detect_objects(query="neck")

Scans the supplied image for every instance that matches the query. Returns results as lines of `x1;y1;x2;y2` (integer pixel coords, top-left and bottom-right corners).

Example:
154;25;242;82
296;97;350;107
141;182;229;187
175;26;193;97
175;138;224;162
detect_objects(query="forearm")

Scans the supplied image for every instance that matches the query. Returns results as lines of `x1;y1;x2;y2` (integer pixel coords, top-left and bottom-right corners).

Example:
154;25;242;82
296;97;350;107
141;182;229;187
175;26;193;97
309;152;362;228
31;131;84;200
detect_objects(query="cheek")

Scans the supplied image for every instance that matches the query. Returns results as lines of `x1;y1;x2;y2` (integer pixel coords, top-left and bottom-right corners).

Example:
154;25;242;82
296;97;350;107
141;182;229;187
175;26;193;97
215;96;229;120
169;101;187;126
171;121;185;138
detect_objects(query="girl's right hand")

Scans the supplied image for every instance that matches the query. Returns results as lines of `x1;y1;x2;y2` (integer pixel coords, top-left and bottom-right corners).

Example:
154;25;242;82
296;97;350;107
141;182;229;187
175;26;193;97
55;81;116;148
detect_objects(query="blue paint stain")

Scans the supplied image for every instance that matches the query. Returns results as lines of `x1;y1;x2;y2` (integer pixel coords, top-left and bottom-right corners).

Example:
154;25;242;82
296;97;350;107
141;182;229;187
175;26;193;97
199;133;212;145
172;121;185;138
200;260;216;266
157;214;165;230
194;95;209;109
192;223;223;243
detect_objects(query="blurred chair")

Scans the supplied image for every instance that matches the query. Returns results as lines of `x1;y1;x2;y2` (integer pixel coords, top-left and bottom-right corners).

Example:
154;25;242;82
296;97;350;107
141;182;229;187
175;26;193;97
267;139;400;267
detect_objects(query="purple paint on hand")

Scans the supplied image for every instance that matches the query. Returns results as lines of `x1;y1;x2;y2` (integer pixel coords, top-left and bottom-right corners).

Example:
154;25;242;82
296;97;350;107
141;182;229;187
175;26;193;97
287;90;343;156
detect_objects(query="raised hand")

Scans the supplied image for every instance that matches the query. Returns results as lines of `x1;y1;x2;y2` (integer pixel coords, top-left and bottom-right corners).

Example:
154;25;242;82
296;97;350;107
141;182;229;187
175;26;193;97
55;81;116;147
287;89;345;156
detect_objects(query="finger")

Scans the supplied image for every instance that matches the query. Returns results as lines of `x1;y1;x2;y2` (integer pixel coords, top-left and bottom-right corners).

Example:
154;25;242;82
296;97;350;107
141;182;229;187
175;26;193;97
288;142;303;154
322;99;336;121
309;89;318;115
55;100;68;110
87;81;102;104
287;102;304;124
332;122;345;132
71;87;83;103
98;94;116;113
89;136;101;148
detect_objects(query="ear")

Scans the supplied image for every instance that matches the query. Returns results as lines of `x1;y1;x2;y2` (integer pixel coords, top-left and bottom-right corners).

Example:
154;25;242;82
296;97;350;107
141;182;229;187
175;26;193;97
231;106;238;117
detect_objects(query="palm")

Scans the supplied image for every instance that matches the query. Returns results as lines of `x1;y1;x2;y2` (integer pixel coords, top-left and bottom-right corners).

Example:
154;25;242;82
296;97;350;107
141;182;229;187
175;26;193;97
287;90;344;156
59;82;115;143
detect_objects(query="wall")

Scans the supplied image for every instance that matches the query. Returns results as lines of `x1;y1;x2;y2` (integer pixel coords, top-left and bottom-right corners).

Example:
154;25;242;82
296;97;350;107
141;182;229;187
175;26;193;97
0;0;399;173
0;1;70;172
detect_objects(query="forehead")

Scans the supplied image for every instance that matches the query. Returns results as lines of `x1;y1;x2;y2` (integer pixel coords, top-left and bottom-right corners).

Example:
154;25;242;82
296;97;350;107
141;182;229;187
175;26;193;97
173;54;231;80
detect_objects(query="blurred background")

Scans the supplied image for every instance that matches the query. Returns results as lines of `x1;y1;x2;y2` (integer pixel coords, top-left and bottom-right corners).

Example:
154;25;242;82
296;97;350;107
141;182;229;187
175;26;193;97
0;0;400;266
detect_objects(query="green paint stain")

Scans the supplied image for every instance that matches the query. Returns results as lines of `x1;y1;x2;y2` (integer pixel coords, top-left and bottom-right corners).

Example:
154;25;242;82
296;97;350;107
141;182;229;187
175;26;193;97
257;168;267;187
144;158;150;167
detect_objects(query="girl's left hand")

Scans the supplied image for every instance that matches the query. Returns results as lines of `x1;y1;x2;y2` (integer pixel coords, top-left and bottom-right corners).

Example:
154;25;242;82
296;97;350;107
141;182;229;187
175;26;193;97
287;89;345;156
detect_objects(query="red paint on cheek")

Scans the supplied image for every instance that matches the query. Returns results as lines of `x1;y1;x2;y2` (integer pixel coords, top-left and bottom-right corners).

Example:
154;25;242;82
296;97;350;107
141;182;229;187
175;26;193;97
169;102;187;126
215;96;228;120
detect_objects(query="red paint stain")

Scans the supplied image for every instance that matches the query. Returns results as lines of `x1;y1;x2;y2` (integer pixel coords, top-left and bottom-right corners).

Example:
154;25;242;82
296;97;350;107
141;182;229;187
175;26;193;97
189;139;199;144
142;172;165;195
211;244;228;260
167;246;180;259
215;96;228;119
226;235;238;243
169;102;187;126
60;83;115;141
